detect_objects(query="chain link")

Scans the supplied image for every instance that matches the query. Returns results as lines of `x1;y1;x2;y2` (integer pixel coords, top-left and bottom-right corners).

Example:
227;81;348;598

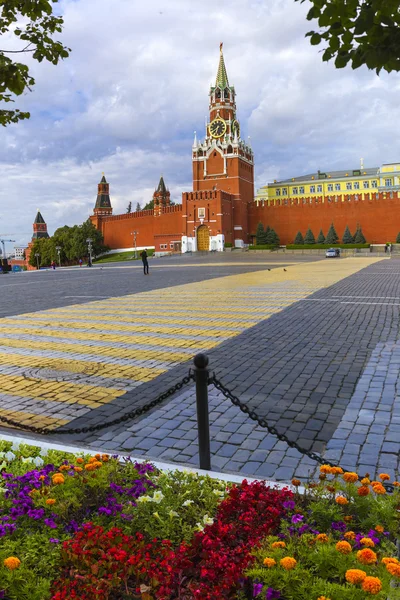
0;372;195;436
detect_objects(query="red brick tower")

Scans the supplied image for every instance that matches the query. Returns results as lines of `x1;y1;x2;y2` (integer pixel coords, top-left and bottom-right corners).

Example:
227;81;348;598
182;43;254;251
153;175;171;216
94;174;113;217
32;210;49;239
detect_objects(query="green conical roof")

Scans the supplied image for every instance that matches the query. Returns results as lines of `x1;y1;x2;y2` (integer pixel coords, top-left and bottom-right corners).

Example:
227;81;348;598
100;174;107;183
157;176;167;193
216;43;229;89
34;211;45;224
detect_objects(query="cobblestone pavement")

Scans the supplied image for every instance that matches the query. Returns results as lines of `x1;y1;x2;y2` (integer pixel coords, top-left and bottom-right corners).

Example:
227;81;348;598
0;257;374;433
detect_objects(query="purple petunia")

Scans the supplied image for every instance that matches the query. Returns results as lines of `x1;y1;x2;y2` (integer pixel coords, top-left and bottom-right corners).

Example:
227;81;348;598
49;538;60;544
253;581;263;597
283;500;295;511
291;513;304;524
266;588;281;600
331;521;347;533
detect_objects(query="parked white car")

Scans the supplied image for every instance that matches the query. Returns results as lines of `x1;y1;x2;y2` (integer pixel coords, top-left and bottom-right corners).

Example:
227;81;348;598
326;248;340;258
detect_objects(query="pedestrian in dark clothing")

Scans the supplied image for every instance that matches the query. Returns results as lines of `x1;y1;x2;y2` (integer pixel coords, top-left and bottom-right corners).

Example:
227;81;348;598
141;249;149;274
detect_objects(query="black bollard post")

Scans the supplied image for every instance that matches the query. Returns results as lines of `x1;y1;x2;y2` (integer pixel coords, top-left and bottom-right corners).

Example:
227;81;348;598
194;353;211;471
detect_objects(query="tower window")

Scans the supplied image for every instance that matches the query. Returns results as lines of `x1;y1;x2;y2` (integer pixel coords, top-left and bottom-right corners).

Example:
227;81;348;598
363;181;369;188
335;183;341;190
372;180;378;188
310;185;315;193
327;184;333;191
385;178;392;187
317;184;322;193
346;182;352;190
216;89;221;99
354;181;360;189
299;186;305;194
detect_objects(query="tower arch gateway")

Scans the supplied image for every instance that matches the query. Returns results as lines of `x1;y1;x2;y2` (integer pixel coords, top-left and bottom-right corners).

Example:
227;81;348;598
196;225;210;251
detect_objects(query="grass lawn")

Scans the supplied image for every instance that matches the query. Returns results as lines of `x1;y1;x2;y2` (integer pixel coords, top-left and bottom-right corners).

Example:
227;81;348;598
94;249;154;263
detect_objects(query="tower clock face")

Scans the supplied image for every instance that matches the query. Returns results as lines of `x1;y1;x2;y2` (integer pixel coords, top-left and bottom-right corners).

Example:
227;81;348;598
209;118;227;138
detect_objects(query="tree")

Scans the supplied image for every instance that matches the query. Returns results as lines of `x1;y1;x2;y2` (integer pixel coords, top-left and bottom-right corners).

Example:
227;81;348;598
342;225;354;244
256;222;265;245
0;0;70;126
126;202;132;213
304;228;316;244
28;237;54;267
267;228;280;246
296;0;400;75
143;199;154;211
354;226;366;244
325;223;339;245
135;202;141;212
316;229;325;244
396;232;400;244
294;231;304;245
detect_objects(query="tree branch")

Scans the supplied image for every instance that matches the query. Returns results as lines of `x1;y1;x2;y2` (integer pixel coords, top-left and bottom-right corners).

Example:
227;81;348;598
0;48;35;53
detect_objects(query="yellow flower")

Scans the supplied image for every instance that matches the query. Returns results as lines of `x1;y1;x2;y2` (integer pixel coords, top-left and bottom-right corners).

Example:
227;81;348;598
331;466;344;475
382;557;399;565
335;496;349;505
372;483;386;495
361;477;370;485
52;474;65;485
343;472;358;483
319;465;332;474
386;563;400;577
316;533;329;543
336;541;352;554
361;576;382;595
345;569;367;584
4;557;21;570
344;531;356;540
357;548;377;565
271;541;286;549
280;557;297;570
360;537;375;548
45;498;56;506
74;466;83;472
263;557;276;568
379;473;390;481
58;465;69;471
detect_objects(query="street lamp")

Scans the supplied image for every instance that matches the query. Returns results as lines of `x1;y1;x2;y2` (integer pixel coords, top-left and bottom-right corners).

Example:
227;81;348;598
131;231;139;259
86;238;93;267
55;246;61;268
35;253;40;270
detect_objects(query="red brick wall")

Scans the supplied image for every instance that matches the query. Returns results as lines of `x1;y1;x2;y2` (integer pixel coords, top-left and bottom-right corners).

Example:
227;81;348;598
249;192;400;244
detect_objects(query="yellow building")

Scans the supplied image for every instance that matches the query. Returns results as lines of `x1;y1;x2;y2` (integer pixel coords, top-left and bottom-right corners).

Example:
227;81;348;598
255;162;400;206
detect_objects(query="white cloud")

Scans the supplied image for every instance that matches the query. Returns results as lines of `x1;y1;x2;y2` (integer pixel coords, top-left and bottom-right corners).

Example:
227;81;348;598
2;0;400;245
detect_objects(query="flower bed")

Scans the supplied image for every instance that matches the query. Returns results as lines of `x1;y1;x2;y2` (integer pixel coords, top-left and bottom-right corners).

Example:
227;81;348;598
0;440;399;599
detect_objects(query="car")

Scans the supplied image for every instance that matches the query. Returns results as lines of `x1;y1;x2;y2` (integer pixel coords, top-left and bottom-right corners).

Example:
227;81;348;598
326;248;340;258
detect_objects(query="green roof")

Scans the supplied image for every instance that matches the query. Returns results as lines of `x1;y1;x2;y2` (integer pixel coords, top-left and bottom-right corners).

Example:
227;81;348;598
34;211;45;224
216;43;229;89
156;176;167;194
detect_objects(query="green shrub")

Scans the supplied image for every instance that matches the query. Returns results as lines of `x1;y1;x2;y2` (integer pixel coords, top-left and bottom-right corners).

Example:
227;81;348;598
249;245;278;250
224;242;233;248
286;243;370;249
342;225;354;244
255;222;265;245
354;227;366;244
325;223;339;244
304;228;315;244
294;231;304;245
316;229;325;244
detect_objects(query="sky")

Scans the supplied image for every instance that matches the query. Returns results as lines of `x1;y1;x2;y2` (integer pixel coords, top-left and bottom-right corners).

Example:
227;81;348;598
2;0;400;246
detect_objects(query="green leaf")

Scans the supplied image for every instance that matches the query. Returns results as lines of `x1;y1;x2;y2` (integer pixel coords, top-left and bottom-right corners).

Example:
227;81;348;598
310;33;322;45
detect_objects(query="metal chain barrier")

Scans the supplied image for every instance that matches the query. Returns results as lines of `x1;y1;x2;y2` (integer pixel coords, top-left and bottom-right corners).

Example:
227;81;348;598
0;372;195;436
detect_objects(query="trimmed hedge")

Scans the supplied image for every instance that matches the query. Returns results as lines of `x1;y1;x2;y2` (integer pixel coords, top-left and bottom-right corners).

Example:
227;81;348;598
286;243;370;249
224;243;233;248
249;245;278;250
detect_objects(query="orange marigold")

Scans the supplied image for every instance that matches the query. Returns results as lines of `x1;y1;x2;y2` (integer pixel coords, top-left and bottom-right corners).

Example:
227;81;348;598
357;486;370;496
375;525;384;533
382;557;399;565
39;475;45;481
4;557;21;570
372;484;386;495
320;465;332;474
45;499;56;506
361;477;370;485
291;478;301;486
88;456;97;464
101;454;109;462
271;541;286;549
335;496;349;505
58;465;70;471
343;472;358;483
263;557;276;568
361;576;382;595
393;481;400;487
345;569;367;584
344;516;353;522
360;537;375;548
336;541;352;554
95;453;101;460
76;457;84;464
280;557;297;570
74;466;83;472
344;531;356;540
85;464;96;471
52;474;65;485
331;466;344;475
317;597;331;600
386;563;400;578
357;548;377;565
316;534;329;543
379;473;390;481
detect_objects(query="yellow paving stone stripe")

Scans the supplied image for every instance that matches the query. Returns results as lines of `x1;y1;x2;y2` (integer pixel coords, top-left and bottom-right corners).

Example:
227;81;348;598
0;352;165;381
0;337;190;363
0;408;68;430
0;325;219;350
0;374;124;407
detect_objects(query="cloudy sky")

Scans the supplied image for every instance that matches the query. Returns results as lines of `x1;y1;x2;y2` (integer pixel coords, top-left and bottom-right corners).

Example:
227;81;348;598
2;0;400;245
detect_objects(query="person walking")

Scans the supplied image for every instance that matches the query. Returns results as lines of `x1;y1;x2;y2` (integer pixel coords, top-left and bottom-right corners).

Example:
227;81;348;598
141;248;149;275
79;258;83;267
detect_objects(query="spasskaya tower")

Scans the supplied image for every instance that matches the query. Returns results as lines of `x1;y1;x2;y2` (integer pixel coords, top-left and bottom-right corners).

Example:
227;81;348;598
181;43;254;252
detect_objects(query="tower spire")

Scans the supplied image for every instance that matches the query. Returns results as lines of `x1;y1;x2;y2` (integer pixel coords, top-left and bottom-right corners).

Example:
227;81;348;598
216;42;229;89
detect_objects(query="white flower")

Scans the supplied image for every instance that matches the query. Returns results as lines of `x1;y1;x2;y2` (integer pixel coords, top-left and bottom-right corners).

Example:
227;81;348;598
203;514;214;526
152;491;164;504
4;451;16;462
169;510;179;518
137;495;151;503
11;441;20;451
182;499;194;507
212;489;224;497
21;457;34;464
153;512;161;520
195;523;204;532
39;448;48;457
33;457;44;467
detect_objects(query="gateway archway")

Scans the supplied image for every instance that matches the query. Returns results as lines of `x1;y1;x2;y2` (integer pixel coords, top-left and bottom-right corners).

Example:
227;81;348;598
197;225;210;251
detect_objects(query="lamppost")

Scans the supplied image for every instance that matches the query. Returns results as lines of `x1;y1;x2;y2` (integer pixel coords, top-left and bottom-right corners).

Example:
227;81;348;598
35;253;40;270
131;231;139;259
55;246;61;268
86;238;93;267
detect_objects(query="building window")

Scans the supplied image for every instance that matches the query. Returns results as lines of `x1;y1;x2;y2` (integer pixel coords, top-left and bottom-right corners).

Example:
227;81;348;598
276;188;281;196
310;185;315;193
385;178;392;187
372;180;378;188
363;181;369;188
335;183;341;191
327;184;333;192
170;243;174;249
292;187;298;194
317;184;322;193
299;186;305;194
354;181;360;189
282;187;288;195
346;182;352;190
